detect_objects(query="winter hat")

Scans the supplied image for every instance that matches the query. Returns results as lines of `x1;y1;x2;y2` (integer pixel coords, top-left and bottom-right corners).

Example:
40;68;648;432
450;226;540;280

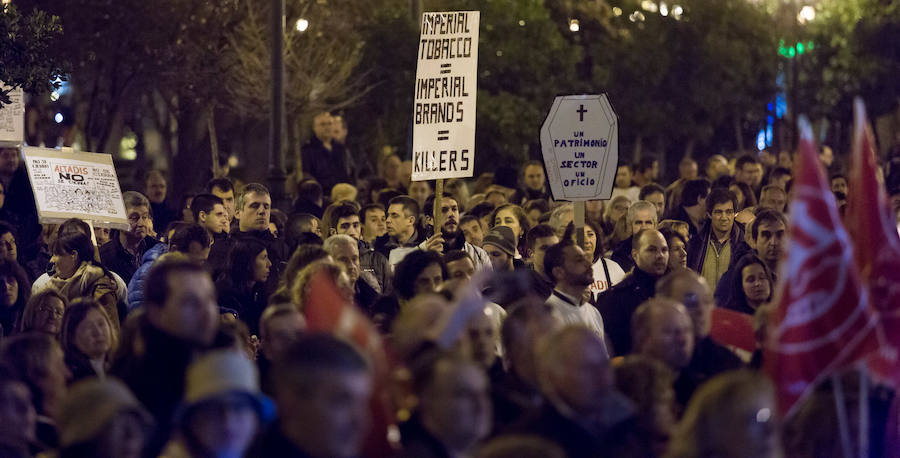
57;378;152;447
177;349;275;423
482;226;517;257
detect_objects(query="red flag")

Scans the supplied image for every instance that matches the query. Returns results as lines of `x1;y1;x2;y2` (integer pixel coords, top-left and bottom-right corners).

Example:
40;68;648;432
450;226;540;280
846;98;900;384
764;116;879;417
304;269;398;455
710;307;755;353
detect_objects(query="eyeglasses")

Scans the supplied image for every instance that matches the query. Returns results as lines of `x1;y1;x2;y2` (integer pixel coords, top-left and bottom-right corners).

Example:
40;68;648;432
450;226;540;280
38;306;63;317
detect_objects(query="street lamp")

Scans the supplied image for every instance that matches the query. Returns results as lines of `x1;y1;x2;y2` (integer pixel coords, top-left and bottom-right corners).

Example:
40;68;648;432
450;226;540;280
569;19;580;32
797;5;815;24
295;18;309;32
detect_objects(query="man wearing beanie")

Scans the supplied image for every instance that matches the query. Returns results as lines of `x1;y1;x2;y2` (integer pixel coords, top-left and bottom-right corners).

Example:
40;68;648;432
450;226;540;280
481;226;518;272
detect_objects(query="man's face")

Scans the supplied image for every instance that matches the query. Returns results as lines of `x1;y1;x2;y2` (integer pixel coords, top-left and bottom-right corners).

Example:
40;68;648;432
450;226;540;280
238;192;271;232
710;201;736;236
754;220;786;268
461;220;484;247
126;205;152;239
151;271;218;345
437;198;461;234
332;115;348;144
331;242;360;284
644;305;695;370
680;160;698;180
759;189;787;212
831;177;848;195
608;201;629;223
532;235;559;274
645;192;665;219
559;245;593;287
199;203;229;234
738;163;763;187
413;263;444;296
546;336;612;413
362;209;386;241
631;207;657;235
261;312;305;361
313;113;334;142
466;314;498;369
211;186;236;223
645;161;659;181
615;166;632;188
280;370;372;458
0;148;19;175
335;215;362;240
524;165;545;191
446;257;476;283
484;245;512;271
420;361;490;449
0;232;16;262
670;277;715;338
708;157;729;180
146;174;167;204
632;231;669;277
386;204;414;239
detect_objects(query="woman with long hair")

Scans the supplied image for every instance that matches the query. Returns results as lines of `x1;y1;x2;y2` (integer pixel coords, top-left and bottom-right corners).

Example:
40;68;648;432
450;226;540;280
17;290;67;337
35;232;120;328
217;238;271;335
490;203;531;259
59;299;117;382
582;220;626;300
724;253;773;314
0;258;31;336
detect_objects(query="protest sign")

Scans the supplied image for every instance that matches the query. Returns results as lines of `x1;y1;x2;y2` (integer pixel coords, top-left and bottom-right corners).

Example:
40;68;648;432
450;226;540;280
540;94;619;201
23;147;130;230
0;85;25;145
411;11;479;181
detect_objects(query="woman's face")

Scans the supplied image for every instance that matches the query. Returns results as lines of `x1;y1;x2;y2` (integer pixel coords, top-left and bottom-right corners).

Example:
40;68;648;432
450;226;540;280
742;263;771;305
583;226;598;258
74;309;112;360
188;393;260;457
52;250;80;279
0;275;17;307
668;237;688;269
36;297;65;335
729;185;745;210
494;208;522;239
252;249;271;283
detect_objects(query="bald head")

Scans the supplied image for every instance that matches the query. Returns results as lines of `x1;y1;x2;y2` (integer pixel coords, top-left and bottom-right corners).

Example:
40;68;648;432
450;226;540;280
632;298;694;370
537;326;612;414
656;269;715;337
632;229;669;277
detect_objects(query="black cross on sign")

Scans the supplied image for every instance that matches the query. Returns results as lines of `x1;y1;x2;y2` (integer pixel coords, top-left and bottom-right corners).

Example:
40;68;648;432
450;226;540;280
577;104;587;122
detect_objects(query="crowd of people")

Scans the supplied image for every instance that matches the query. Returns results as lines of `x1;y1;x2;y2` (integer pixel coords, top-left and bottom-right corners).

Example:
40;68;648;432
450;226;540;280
0;111;896;458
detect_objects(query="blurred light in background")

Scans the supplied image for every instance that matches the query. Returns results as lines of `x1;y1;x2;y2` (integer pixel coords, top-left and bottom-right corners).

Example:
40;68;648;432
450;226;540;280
569;19;580;32
295;18;309;32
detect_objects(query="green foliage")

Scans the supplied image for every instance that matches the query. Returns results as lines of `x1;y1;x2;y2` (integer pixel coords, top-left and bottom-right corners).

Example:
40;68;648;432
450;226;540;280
0;4;68;105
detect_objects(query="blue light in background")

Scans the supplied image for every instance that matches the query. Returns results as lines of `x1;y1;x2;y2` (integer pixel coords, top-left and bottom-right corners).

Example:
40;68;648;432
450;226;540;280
757;129;766;151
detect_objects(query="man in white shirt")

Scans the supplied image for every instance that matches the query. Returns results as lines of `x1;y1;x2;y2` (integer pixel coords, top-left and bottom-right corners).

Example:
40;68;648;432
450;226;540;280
543;235;606;344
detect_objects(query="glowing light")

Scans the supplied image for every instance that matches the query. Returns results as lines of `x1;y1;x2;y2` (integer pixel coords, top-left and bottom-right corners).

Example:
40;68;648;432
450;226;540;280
518;19;526;26
228;155;239;168
641;0;658;13
673;5;683;17
756;408;772;423
660;2;669;16
50;91;60;102
569;19;580;32
54;113;63;123
612;7;623;16
295;18;309;32
798;5;815;23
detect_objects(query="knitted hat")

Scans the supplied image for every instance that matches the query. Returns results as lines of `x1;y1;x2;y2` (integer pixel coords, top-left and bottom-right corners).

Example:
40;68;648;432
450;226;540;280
482;226;517;257
177;349;275;423
57;378;152;447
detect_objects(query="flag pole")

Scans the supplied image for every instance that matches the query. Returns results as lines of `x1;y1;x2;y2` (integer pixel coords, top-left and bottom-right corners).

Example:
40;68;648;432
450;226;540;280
833;374;855;458
433;179;444;237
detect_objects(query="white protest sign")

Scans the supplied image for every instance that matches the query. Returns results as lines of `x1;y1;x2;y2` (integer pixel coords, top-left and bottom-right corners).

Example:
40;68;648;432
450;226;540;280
411;11;479;181
540;94;619;201
23;147;130;230
0;85;25;144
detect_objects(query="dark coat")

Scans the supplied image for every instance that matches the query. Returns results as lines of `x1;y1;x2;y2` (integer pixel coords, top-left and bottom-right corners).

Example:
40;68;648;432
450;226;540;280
669;205;705;240
249;424;315;458
507;403;650;458
596;267;660;356
491;371;544;435
359;240;392;294
99;233;160;285
149;200;179;236
686;220;751;275
397;415;453;458
217;280;268;335
301;136;351;195
3;165;42;259
206;228;289;294
610;236;634;273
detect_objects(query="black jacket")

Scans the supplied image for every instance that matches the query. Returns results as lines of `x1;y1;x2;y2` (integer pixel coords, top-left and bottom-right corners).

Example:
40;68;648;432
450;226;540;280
99;233;160;285
686;219;751;276
670;205;705;240
250;424;315;458
610;236;634;273
217;280;268;335
596;267;660;356
207;228;289;294
359;240;391;294
300;136;351;195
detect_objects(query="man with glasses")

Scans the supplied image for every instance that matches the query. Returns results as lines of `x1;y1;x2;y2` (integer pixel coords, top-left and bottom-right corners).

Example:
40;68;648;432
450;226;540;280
686;188;750;289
